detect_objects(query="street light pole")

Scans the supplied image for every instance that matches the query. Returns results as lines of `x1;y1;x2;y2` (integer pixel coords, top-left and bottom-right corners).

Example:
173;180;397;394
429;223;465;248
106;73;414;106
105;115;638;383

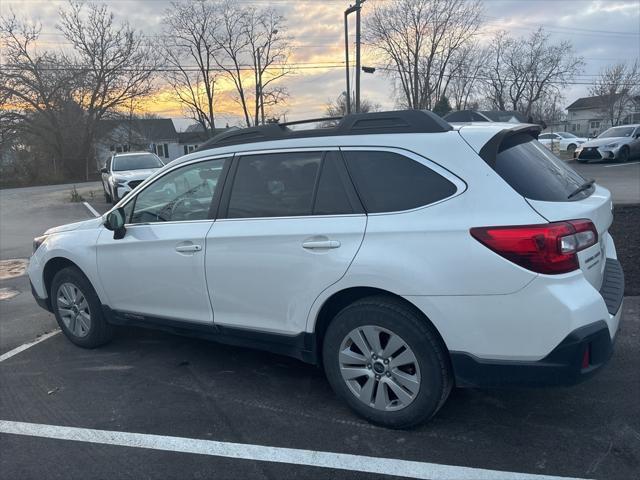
354;0;364;114
344;9;352;115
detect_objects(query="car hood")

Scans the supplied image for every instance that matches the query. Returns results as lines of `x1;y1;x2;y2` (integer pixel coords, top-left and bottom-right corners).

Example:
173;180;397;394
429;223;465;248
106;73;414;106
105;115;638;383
112;168;160;180
44;216;104;235
580;137;630;148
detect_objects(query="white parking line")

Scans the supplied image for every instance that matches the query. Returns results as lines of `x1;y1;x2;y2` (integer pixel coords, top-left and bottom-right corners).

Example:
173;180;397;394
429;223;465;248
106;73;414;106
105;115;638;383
82;201;101;217
0;330;60;363
603;161;640;168
0;420;589;480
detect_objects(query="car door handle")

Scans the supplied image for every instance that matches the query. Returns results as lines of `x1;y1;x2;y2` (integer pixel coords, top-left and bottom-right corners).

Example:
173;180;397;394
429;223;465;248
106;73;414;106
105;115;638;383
175;244;202;253
302;239;341;249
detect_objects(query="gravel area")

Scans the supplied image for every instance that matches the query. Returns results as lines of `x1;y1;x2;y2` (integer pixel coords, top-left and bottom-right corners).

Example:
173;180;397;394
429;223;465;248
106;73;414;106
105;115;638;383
611;204;639;296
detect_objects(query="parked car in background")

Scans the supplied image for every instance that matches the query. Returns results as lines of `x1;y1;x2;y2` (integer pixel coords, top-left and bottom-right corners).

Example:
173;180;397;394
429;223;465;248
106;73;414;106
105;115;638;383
30;111;623;428
101;152;165;204
538;132;588;153
575;124;640;163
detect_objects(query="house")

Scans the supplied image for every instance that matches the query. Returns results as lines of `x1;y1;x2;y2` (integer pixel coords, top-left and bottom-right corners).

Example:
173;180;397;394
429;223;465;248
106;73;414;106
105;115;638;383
95;118;179;167
565;94;640;137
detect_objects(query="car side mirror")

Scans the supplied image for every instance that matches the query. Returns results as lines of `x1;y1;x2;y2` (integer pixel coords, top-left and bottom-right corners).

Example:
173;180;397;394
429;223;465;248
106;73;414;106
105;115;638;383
104;207;126;240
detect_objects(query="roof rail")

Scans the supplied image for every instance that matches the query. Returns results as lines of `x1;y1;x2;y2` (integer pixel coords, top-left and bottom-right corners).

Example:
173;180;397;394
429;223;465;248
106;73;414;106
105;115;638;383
196;110;452;151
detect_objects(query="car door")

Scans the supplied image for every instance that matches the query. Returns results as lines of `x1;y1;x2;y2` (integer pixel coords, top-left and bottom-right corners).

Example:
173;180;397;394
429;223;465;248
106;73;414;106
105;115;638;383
96;156;230;324
205;149;366;334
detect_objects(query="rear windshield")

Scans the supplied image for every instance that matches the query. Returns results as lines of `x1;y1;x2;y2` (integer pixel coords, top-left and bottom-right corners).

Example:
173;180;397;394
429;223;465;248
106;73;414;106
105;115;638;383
492;134;591;202
113;154;164;171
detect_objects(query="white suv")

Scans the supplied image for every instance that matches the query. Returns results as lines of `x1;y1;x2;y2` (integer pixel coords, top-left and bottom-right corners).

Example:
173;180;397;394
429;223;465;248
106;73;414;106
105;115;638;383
29;111;624;428
101;151;165;204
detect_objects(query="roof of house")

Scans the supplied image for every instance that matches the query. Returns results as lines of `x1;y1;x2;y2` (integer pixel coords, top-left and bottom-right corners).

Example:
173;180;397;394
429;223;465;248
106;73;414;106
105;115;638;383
98;118;178;141
565;94;632;111
178;129;228;145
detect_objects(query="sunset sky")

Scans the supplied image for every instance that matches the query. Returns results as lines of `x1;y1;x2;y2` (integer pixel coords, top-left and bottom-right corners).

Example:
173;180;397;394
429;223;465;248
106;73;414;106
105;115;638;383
2;0;639;130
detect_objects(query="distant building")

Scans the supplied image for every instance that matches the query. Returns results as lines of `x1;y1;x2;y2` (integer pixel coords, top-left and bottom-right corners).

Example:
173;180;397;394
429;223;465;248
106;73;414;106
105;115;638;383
565;94;640;137
95;119;227;167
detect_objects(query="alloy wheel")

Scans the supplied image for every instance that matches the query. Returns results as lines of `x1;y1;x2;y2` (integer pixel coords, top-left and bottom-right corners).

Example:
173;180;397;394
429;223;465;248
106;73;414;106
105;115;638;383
338;325;421;411
56;282;92;338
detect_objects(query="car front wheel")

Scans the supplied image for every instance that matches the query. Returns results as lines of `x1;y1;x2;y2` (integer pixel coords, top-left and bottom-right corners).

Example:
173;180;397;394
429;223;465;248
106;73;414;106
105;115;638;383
51;266;114;348
322;296;452;429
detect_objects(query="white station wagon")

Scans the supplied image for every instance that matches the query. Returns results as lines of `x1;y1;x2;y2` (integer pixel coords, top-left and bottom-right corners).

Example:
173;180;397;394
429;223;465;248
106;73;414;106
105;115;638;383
29;110;624;428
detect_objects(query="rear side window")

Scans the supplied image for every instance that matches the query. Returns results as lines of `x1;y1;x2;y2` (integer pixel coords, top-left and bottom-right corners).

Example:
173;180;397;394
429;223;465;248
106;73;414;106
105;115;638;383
493;134;589;201
227;152;322;218
314;152;353;215
342;150;457;213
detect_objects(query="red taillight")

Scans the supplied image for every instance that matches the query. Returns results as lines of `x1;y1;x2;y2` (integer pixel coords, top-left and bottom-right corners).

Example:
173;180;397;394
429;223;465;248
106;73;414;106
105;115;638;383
470;220;598;275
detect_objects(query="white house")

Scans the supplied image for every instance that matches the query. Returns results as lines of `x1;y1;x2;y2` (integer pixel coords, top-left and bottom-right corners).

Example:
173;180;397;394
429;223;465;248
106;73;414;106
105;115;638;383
565;94;640;137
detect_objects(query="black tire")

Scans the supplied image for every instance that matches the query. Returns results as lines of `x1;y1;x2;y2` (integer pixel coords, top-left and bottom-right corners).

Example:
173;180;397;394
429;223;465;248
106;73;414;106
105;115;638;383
111;188;119;205
51;266;114;348
322;296;453;429
104;188;112;203
618;146;630;163
567;144;577;154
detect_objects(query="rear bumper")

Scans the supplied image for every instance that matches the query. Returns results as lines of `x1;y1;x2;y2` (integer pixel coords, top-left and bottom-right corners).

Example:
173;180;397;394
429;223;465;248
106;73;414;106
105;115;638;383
451;320;615;387
450;259;624;388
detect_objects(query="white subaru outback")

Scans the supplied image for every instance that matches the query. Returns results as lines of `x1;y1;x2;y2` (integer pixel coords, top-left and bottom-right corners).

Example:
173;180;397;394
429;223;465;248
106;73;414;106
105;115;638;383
29;110;624;428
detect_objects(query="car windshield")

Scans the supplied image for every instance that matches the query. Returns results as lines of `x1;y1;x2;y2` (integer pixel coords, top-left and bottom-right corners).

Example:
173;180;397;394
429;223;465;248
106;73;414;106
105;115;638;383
113;154;164;171
557;132;577;138
598;127;635;139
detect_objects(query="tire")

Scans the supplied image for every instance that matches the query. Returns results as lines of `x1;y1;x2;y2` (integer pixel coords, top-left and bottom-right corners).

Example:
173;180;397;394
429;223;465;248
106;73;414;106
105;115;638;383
322;296;452;429
111;188;119;205
567;144;577;154
51;266;114;348
104;188;112;203
618;147;630;163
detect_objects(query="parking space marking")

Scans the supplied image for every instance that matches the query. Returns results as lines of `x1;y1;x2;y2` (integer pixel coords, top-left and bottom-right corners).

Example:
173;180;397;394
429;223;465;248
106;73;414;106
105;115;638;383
82;201;101;217
603;161;640;168
0;420;589;480
0;330;60;363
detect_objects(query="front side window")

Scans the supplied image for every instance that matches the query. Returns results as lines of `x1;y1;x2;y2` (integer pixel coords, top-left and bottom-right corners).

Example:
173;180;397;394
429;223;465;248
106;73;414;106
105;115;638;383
342;150;457;213
129;157;227;223
227;152;323;218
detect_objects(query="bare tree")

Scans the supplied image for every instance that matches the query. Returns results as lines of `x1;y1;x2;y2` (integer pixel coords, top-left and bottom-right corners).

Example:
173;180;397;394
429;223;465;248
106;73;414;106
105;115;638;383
0;13;79;177
214;1;292;127
58;1;157;177
163;0;220;134
448;43;486;111
481;28;583;117
322;93;380;125
365;0;483;110
589;61;640;127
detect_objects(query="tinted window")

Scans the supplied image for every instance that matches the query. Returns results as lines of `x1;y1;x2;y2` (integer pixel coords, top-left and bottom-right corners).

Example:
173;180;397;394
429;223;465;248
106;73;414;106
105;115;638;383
129;158;226;223
113;154;164;171
493;134;588;201
313;152;353;215
343;151;457;213
227;152;322;218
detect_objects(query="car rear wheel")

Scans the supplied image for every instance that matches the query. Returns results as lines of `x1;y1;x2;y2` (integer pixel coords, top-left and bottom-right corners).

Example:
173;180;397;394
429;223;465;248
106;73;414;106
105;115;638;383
567;144;577;154
322;296;452;429
51;267;114;348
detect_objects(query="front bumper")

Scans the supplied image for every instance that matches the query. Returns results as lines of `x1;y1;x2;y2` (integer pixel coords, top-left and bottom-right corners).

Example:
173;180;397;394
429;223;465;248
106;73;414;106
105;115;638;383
451;259;624;388
575;146;619;162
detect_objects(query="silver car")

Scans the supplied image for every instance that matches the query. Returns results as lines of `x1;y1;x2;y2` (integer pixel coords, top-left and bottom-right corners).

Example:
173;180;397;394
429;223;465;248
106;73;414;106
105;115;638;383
101;152;165;204
575;124;640;163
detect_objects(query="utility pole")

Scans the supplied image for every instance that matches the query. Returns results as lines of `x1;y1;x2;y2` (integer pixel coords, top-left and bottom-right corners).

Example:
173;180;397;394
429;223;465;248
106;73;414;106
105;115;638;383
354;0;365;114
344;5;356;115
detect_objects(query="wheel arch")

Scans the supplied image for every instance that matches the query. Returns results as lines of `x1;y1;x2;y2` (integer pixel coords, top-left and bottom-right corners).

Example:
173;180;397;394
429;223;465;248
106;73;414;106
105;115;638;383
312;286;451;367
43;257;85;302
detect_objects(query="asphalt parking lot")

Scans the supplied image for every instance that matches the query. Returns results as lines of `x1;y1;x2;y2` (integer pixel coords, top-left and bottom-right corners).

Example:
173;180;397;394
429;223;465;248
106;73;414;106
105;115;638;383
0;161;639;479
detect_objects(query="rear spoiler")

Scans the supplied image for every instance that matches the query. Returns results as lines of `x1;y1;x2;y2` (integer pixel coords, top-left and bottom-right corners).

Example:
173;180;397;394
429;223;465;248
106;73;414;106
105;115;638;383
479;124;542;168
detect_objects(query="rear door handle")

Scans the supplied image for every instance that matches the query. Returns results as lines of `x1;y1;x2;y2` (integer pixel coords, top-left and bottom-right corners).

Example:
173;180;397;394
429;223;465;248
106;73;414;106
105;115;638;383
175;244;202;253
302;240;341;249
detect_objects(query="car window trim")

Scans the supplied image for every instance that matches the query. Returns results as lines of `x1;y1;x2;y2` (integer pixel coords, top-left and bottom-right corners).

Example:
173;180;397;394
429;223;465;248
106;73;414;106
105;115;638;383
217;147;364;221
339;146;466;216
118;154;233;226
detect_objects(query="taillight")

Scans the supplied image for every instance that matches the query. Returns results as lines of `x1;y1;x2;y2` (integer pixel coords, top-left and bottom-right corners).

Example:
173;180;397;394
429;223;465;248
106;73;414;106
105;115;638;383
470;220;598;274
